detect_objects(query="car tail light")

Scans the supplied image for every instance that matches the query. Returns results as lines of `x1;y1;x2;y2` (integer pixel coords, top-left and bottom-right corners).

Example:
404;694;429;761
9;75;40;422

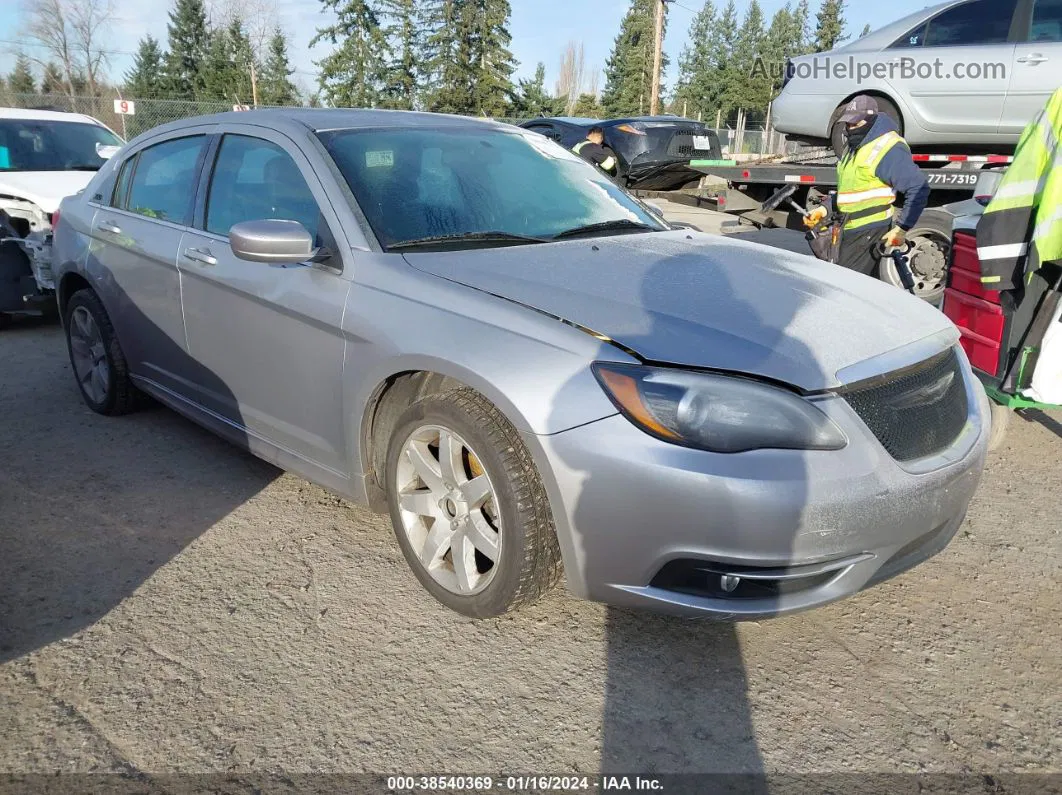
50;210;60;229
614;123;646;136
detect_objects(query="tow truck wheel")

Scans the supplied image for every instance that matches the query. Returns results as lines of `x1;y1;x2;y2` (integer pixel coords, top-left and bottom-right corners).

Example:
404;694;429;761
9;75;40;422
878;208;952;305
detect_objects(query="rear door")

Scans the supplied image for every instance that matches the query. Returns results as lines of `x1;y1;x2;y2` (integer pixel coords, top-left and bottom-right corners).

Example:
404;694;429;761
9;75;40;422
177;125;351;475
1000;0;1062;135
88;128;212;397
882;0;1020;135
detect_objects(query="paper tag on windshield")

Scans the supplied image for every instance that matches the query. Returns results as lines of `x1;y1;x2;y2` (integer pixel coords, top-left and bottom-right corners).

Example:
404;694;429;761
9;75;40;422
365;150;394;168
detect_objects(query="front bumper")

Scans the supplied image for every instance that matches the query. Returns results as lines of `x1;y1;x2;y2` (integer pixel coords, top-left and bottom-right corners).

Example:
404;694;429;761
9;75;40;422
771;90;842;140
532;355;990;619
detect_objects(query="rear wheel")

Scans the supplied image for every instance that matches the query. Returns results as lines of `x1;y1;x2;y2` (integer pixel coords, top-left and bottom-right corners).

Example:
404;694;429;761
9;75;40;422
878;208;952;305
64;289;141;416
385;388;562;618
830;96;903;158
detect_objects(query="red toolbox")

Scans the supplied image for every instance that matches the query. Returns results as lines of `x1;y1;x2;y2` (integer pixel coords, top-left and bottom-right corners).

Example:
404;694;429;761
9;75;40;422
942;230;1006;377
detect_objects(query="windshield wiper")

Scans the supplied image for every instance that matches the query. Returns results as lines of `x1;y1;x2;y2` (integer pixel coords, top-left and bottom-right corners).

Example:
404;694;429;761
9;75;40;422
388;231;549;251
551;219;659;240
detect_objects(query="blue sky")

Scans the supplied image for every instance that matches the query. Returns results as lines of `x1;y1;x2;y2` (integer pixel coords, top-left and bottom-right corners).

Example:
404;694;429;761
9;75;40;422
0;0;937;99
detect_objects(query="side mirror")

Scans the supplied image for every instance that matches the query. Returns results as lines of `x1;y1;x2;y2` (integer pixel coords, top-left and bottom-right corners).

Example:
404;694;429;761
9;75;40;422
229;219;315;264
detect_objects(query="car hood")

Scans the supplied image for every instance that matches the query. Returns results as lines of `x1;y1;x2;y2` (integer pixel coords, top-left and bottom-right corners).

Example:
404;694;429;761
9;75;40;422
403;231;957;391
0;171;95;214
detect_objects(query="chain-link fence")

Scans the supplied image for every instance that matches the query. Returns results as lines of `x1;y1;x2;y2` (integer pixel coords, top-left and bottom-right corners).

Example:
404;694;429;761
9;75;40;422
0;91;303;139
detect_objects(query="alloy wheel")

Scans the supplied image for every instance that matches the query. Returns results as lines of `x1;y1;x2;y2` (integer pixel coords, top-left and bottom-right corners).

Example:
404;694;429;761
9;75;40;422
69;305;110;404
395;425;502;596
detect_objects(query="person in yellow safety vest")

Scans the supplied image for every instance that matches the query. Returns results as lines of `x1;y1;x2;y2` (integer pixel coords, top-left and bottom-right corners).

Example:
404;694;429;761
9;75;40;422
976;86;1062;320
572;126;619;178
805;95;930;277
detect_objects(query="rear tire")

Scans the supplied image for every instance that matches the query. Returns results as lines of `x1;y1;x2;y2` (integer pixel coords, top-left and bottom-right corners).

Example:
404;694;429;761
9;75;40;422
64;289;141;416
830;96;903;158
385;388;562;618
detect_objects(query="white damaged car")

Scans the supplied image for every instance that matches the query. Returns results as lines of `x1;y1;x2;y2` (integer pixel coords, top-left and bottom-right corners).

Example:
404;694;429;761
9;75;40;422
1;107;123;327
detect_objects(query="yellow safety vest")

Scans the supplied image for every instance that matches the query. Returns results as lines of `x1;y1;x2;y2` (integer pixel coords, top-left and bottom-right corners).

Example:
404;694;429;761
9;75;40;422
573;140;617;174
836;130;905;231
977;86;1062;291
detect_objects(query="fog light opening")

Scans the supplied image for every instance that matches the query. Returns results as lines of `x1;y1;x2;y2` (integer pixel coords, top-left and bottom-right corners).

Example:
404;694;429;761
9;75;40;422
720;574;741;593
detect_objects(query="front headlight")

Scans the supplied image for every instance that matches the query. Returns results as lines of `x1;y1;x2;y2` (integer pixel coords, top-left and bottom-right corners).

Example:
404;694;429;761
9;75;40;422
592;362;848;453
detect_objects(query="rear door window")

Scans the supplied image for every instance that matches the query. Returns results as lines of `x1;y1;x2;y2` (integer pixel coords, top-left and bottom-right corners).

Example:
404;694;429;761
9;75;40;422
1029;0;1062;41
891;0;1018;47
122;136;206;225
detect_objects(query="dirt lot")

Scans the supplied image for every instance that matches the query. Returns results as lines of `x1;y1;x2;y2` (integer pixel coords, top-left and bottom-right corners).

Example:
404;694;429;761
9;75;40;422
1;318;1060;788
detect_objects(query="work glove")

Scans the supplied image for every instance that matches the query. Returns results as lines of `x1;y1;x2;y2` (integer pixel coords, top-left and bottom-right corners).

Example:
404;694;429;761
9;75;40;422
882;226;907;252
803;205;828;229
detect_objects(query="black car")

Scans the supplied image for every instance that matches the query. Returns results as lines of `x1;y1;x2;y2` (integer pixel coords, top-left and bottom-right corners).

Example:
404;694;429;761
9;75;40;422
518;115;723;191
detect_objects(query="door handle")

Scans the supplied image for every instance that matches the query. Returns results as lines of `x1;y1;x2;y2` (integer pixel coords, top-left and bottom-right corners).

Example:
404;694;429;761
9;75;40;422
1017;54;1048;64
183;247;217;266
97;220;122;234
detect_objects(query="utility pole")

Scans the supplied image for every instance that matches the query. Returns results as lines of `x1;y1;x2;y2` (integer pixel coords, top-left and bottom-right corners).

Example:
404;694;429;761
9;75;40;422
250;61;259;107
649;0;667;116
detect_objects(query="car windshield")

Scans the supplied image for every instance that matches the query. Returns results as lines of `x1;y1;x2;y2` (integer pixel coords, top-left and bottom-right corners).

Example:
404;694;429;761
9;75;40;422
0;119;123;172
317;126;667;250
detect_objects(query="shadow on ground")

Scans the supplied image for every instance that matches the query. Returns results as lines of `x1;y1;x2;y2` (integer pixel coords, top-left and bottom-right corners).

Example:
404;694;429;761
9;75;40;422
0;313;277;663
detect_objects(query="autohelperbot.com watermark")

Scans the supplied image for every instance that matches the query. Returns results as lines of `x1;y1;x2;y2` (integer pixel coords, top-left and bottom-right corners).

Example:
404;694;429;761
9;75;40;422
753;55;1008;84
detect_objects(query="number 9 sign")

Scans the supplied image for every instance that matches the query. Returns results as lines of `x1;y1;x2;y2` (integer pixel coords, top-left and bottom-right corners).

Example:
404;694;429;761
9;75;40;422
113;99;136;116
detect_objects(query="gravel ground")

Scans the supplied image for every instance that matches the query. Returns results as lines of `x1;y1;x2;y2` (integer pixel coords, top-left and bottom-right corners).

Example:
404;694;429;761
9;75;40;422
1;317;1060;789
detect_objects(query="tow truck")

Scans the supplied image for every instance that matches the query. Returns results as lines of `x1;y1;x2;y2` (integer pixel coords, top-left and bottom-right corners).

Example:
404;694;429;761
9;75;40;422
662;146;1013;303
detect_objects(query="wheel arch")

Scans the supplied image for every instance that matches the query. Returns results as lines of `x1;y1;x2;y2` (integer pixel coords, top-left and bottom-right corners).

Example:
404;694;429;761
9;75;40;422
57;271;93;322
357;362;544;514
829;89;906;136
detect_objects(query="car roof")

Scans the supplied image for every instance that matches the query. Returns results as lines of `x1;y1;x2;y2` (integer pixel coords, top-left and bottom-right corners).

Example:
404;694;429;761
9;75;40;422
830;0;952;52
0;106;105;126
524;114;703;128
140;108;516;140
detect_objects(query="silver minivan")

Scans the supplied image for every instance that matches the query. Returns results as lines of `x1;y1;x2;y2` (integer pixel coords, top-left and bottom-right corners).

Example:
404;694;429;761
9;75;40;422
773;0;1062;150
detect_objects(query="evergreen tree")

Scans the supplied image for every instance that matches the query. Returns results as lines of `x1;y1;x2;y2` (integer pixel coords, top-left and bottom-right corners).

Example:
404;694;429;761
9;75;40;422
259;29;299;105
164;0;210;99
8;54;36;95
312;0;387;108
790;0;812;54
572;92;604;118
42;62;68;95
200;18;254;103
379;0;419;110
471;0;516;116
813;0;846;52
710;0;740;124
674;0;719;123
602;0;667;117
511;63;554;117
729;0;767;115
124;37;165;99
422;0;515;115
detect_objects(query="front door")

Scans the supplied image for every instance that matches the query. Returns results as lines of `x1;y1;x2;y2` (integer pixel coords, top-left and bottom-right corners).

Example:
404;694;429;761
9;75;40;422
89;131;211;397
1000;0;1062;135
177;128;351;476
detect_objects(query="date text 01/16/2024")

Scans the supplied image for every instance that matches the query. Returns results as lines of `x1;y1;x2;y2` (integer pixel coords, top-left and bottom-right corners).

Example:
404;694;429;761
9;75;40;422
385;776;663;792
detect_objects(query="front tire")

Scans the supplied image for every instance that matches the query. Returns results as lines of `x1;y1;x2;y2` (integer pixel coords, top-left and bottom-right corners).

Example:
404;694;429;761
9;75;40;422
385;389;562;618
64;289;140;416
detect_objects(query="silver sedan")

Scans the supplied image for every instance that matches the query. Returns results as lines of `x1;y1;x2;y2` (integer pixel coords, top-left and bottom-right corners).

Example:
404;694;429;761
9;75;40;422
51;109;990;619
